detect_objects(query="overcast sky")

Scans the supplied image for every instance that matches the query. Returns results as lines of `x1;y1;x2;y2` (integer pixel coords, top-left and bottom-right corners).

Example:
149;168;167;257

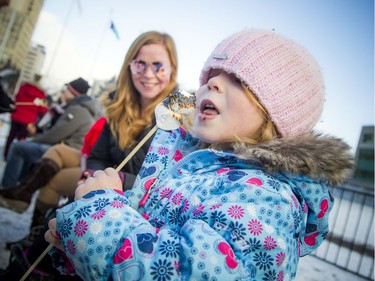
31;0;374;152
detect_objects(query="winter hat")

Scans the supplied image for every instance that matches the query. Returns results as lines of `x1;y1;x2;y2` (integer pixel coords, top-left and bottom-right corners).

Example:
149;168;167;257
66;77;90;96
199;29;325;137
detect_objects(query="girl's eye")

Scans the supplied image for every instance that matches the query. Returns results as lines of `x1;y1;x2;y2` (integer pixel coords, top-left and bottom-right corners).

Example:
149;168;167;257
207;69;221;80
234;77;242;84
229;73;242;85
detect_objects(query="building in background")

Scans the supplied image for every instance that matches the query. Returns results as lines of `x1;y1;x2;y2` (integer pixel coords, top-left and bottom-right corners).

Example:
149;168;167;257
20;42;45;82
90;76;117;98
0;0;44;75
350;125;374;189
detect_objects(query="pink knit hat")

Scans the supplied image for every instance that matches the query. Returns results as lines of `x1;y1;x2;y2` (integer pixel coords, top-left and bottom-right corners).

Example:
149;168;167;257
199;29;325;137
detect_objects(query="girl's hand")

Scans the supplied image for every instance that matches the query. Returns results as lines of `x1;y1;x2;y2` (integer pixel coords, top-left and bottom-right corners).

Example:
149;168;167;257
77;169;93;185
75;167;123;200
45;218;64;251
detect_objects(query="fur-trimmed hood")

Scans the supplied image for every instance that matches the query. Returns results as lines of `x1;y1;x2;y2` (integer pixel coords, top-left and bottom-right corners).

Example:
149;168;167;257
232;133;354;186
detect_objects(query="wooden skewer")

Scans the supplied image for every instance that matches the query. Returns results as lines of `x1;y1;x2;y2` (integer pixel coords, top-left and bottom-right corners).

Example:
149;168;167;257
115;124;158;171
19;243;54;281
19;125;158;281
15;102;47;107
15;102;36;105
16;98;47;107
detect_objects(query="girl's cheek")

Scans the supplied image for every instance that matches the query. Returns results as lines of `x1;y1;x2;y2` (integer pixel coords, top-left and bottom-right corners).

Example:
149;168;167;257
195;86;205;101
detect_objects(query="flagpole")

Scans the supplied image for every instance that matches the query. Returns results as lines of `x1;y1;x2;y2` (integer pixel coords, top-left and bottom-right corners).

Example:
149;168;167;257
88;9;113;81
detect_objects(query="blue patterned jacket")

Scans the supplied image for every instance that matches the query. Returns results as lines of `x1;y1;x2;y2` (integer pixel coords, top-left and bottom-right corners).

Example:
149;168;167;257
52;127;353;280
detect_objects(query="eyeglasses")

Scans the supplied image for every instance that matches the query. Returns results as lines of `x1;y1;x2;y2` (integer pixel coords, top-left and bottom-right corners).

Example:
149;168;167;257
129;59;170;77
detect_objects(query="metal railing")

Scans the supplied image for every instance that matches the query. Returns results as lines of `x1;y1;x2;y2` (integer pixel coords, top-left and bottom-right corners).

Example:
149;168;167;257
312;184;374;280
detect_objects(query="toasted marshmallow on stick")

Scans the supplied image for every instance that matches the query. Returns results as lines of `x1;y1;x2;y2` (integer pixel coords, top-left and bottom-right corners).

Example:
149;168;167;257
155;89;196;131
16;98;46;107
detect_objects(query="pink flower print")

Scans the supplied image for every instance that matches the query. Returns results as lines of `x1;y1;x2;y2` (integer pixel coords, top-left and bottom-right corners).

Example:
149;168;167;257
91;209;106;220
173;150;183;162
291;194;299;208
302;202;308;213
210;204;222;210
228;205;245;219
276;252;286;267
192;204;205;216
174;261;180;275
199;251;207;259
74;220;88;237
172;192;183;205
277;270;285;281
157;146;169;155
110;200;124;209
263;236;277;250
160;188;173;199
182;199;189;213
248;219;263;236
67;239;76;255
179;127;187;137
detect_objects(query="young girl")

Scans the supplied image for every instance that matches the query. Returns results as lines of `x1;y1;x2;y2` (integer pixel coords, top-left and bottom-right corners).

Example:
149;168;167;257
45;29;353;280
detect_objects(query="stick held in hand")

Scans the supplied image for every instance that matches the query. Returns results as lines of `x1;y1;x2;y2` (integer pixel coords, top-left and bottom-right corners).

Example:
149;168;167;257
19;89;196;281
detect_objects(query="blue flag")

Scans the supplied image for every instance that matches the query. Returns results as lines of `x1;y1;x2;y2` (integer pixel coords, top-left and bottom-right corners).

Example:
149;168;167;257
110;20;120;40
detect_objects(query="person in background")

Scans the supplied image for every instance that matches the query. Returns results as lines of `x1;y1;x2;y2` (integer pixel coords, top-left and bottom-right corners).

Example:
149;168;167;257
46;29;353;280
0;30;179;281
27;94;66;136
0;90;110;249
81;29;178;190
0;69;15;114
3;74;47;159
0;77;98;189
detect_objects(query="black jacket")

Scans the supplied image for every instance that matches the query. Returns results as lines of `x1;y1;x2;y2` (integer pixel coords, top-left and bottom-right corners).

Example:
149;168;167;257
87;122;156;190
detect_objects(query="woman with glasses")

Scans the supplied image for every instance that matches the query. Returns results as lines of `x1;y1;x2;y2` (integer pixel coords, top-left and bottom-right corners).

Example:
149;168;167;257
82;30;178;189
0;30;179;281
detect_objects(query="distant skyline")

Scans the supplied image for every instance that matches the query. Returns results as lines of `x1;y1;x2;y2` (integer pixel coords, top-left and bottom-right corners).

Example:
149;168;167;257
31;0;374;152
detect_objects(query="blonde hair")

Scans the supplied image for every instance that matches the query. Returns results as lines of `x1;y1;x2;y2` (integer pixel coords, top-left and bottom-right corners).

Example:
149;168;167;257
210;84;278;150
106;31;178;149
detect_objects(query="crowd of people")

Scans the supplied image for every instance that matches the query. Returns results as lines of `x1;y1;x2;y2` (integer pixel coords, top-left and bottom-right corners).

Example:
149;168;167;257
0;27;353;281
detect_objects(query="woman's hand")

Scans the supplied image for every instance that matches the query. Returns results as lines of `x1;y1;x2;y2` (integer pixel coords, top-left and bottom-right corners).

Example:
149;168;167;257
26;123;37;136
45;218;64;251
75;167;123;200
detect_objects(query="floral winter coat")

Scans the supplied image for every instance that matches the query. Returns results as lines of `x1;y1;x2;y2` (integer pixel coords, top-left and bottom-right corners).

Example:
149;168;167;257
52;127;353;280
